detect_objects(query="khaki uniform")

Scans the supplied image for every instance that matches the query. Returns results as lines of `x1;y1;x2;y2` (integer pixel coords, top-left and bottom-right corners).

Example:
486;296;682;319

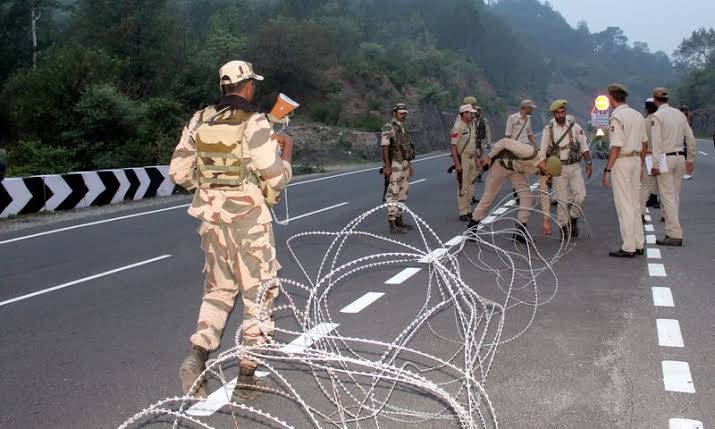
539;118;589;227
640;113;658;215
650;104;697;239
472;138;547;224
505;112;534;144
169;103;292;370
609;104;646;253
451;117;479;216
382;119;413;220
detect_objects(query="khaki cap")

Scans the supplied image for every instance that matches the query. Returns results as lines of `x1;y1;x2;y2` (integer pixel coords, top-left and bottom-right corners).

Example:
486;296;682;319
550;99;568;112
653;87;669;98
520;99;537;109
393;103;408;113
608;83;629;95
219;60;264;86
459;104;477;114
463;96;478;105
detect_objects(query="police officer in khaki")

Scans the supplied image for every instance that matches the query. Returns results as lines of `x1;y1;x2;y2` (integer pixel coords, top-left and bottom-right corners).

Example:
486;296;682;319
539;99;592;239
505;100;538;145
640;98;659;219
602;84;646;257
451;104;482;220
382;103;415;234
467;138;559;242
650;87;697;246
169;60;294;400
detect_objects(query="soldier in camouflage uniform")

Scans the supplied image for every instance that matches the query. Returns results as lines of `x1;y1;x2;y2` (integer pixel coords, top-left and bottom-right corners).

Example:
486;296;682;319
382;103;415;234
169;60;294;401
539;100;592;239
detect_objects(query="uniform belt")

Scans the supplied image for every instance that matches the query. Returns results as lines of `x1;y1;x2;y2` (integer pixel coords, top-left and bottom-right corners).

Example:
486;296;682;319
618;151;640;158
666;151;685;157
562;159;579;165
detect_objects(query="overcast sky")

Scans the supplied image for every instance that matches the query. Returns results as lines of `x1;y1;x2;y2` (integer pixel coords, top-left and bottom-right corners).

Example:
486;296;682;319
544;0;715;55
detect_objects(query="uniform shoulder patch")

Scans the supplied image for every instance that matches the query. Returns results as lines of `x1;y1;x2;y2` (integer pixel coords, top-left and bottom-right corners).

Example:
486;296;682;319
451;133;459;138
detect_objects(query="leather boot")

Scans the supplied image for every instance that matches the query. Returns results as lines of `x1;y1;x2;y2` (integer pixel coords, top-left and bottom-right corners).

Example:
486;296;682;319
179;345;209;398
570;217;579;238
656;236;683;246
389;220;407;234
395;216;414;230
233;367;270;402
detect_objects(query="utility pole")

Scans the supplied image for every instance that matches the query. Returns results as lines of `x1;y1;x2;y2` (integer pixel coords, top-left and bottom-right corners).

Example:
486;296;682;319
31;4;41;69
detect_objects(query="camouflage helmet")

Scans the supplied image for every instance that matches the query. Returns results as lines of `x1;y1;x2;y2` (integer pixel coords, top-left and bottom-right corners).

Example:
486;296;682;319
463;96;478;106
546;156;563;177
393;103;409;113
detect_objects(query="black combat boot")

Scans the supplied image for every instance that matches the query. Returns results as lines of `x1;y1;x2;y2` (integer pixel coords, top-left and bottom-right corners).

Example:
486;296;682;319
389;220;407;234
233;366;270;402
513;222;528;244
459;214;471;222
656;236;683;246
395;216;414;230
570;217;579;238
179;345;209;398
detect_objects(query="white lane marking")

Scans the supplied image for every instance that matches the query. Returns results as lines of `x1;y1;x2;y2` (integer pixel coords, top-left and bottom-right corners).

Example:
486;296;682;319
698;151;708;156
646;235;657;244
445;235;465;247
188;322;340;416
647;248;662;259
409;179;427;185
646;208;650;214
286;202;349;222
649;263;667;277
482;215;497;224
418;248;448;263
494;207;508;215
645;215;652;222
0;255;172;307
505;200;516;207
340;292;385;314
662;361;696;393
652;287;675;307
385;267;422;285
657;319;685;347
645;224;655;232
0;204;191;245
288;153;450;187
670;418;703;429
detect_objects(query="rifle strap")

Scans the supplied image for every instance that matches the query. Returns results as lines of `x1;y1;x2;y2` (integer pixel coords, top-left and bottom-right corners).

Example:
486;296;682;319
514;116;529;141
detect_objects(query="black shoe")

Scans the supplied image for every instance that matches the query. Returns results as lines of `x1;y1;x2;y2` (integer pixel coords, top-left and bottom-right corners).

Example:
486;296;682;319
395;216;414;230
635;248;644;255
513;222;528;244
609;249;636;258
570;218;579;238
459;214;471;222
656;236;683;246
653;202;661;209
466;218;480;230
466;219;480;241
389;220;407;234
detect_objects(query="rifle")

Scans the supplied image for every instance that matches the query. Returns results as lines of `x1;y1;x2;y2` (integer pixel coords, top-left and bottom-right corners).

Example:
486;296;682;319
379;167;390;202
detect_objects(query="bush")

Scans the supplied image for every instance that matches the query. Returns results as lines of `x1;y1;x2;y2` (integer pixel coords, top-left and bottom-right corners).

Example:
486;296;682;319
6;140;78;176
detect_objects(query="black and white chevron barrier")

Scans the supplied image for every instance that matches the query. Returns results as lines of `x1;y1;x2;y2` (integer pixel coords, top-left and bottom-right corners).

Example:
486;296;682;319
0;166;179;218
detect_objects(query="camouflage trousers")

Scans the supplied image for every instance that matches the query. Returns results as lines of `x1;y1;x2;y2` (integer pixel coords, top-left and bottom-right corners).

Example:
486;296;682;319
190;220;280;370
386;160;411;220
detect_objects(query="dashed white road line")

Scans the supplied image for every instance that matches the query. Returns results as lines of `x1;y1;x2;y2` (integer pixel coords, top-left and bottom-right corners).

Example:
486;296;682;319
645;224;655;232
657;319;685;347
385;267;422;285
482;215;497;224
698;151;708;156
0;255;172;307
645;215;652;222
662;361;696;393
187;322;340;417
652;287;675;307
505;199;516;207
647;248;662;259
646;235;657;244
670;418;704;429
418;248;448;263
445;236;465;247
649;263;667;277
286;202;349;222
494;207;509;215
0;204;190;245
409;179;427;185
340;292;385;313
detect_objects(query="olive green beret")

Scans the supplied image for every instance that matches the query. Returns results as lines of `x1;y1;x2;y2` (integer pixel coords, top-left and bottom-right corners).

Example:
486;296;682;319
608;83;629;96
550;99;568;112
463;96;478;105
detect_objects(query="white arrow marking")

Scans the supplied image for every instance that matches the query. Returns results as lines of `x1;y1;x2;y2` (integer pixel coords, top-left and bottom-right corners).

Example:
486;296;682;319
132;168;150;200
0;178;32;218
154;165;175;197
80;172;106;207
112;170;131;204
42;175;73;212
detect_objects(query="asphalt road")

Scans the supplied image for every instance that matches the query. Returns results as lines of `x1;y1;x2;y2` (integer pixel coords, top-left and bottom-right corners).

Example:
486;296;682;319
1;140;713;429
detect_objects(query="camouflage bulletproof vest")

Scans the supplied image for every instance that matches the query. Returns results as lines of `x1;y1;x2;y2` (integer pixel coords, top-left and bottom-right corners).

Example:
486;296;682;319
497;144;538;171
389;121;415;162
195;108;255;189
547;121;580;164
